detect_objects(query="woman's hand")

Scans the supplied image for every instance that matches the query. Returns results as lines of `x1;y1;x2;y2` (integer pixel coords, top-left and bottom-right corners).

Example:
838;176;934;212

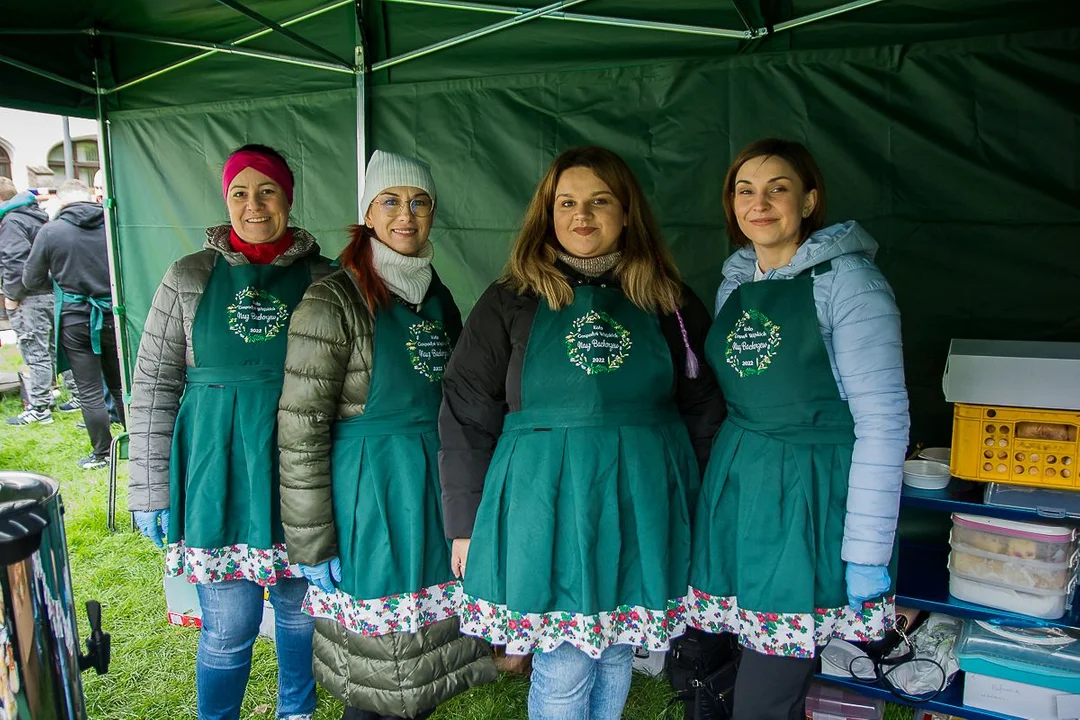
845;563;891;611
298;557;342;594
451;538;470;579
133;509;170;548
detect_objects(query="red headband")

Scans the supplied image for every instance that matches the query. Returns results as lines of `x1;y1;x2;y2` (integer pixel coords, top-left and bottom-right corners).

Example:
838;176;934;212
222;150;294;205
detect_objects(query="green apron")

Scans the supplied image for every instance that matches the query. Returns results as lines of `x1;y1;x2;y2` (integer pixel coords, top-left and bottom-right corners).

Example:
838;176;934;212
165;256;312;586
52;281;111;374
688;262;894;658
302;278;463;636
460;285;700;658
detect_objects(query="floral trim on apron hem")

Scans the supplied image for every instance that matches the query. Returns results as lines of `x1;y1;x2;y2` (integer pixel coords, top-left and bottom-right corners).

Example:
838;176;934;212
165;541;296;586
686;586;895;659
302;581;459;636
458;594;688;659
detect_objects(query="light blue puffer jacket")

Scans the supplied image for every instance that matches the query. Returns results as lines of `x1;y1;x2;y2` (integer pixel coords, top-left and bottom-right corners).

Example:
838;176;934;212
716;221;910;567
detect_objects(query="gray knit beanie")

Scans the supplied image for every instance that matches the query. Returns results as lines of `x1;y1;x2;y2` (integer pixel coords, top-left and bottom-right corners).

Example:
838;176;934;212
360;150;437;215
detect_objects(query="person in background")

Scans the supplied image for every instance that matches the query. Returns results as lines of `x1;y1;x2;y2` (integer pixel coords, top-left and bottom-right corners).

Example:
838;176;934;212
58;168;120;425
279;150;495;720
688;138;910;719
23;179;121;467
440;146;725;720
0;176;54;425
127;144;333;720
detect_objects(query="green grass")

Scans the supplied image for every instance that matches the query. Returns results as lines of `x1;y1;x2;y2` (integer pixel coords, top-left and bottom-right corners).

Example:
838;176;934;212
0;342;911;720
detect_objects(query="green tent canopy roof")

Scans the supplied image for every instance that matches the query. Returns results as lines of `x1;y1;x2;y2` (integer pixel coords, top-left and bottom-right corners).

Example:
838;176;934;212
2;0;1074;114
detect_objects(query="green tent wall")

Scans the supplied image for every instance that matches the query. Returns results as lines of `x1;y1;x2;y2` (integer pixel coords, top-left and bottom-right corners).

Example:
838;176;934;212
1;0;1078;446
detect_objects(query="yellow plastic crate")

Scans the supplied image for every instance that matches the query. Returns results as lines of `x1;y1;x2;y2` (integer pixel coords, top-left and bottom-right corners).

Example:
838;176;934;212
951;403;1079;488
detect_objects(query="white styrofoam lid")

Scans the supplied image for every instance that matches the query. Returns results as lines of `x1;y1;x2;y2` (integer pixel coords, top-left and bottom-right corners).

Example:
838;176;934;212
953;513;1075;540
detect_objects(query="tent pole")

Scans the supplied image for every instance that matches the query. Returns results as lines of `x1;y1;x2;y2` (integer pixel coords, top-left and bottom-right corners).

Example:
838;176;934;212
107;0;352;95
98;30;353;73
727;0;755;33
372;0;592;71
0;29;90;36
0;53;97;94
381;0;749;39
356;46;368;224
214;0;354;68
92;57;134;409
771;0;888;34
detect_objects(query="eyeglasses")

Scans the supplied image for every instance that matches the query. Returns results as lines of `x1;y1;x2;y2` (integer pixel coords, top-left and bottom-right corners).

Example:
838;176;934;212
371;196;434;218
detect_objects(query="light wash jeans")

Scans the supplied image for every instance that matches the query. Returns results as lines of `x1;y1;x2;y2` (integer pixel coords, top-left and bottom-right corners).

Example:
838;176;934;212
528;643;634;720
195;578;315;720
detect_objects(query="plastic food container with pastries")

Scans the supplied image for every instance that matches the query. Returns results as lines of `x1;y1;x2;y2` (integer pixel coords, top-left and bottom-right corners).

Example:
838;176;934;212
984;482;1080;519
803;682;883;720
948;513;1078;619
951;513;1077;564
949;574;1074;619
951;403;1080;488
957;620;1080;693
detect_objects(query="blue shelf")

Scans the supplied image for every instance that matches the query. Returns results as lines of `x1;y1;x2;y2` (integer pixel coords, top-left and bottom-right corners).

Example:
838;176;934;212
818;480;1080;719
900;479;1080;523
817;672;1018;720
896;541;1080;629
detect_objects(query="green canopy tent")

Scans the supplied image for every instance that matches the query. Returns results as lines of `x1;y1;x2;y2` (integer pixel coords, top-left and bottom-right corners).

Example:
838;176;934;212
0;0;1077;442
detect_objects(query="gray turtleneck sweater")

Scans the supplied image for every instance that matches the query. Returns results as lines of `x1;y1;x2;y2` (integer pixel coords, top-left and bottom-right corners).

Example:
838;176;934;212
371;238;433;304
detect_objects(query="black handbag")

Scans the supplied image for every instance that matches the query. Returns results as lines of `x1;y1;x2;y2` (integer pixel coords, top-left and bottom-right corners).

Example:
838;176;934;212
667;629;741;720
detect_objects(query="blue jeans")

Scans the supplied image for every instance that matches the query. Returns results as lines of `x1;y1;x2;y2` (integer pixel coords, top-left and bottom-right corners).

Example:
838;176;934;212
528;643;634;720
196;578;316;720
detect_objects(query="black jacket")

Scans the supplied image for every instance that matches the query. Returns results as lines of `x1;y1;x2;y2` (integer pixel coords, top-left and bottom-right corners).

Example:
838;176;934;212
0;202;50;300
23;202;110;325
439;264;726;539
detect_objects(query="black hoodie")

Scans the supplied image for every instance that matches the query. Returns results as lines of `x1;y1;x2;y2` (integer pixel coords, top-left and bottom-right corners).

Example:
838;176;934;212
23;202;111;324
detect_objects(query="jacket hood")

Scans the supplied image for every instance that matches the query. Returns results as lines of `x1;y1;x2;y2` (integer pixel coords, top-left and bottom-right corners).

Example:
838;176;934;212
57;202;105;229
0;192;46;223
721;221;879;284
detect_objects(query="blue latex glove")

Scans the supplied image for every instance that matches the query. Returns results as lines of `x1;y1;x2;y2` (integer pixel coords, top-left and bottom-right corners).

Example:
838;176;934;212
846;563;891;611
298;557;342;594
133;509;170;548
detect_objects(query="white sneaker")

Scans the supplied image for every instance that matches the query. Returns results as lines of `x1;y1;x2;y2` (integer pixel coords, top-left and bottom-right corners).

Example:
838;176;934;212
6;408;54;426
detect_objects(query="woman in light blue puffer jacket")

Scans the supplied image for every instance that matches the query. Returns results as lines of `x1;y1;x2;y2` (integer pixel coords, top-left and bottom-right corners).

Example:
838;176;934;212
688;138;910;720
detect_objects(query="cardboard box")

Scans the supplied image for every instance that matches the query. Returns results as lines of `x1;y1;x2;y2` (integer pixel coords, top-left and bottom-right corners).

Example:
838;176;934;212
964;672;1080;719
164;574;276;639
943;340;1080;411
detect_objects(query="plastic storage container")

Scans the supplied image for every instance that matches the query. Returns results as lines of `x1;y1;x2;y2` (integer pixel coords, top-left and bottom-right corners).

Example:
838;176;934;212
957;619;1080;693
804;682;883;720
948;514;1078;619
903;459;951;490
918;447;952;465
951;403;1080;488
985;482;1080;519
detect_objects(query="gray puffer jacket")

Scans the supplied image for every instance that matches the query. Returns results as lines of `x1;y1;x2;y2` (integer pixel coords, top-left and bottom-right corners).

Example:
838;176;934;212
127;225;333;511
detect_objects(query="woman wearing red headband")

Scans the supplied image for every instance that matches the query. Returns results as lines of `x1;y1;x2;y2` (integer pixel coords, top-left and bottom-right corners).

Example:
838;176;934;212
128;144;334;720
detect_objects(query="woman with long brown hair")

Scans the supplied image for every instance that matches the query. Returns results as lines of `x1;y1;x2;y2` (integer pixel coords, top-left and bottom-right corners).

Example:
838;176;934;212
440;145;725;719
277;151;494;720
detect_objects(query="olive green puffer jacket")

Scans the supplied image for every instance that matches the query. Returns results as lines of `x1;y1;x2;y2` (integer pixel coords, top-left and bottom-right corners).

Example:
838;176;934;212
278;267;495;717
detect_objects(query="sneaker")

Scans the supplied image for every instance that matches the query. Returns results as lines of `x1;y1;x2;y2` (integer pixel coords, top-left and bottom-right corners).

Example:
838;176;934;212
77;454;109;470
76;421;86;429
7;408;54;426
58;398;82;412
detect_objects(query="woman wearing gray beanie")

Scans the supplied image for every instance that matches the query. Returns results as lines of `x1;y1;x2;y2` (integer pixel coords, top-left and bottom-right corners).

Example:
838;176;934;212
277;150;495;720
